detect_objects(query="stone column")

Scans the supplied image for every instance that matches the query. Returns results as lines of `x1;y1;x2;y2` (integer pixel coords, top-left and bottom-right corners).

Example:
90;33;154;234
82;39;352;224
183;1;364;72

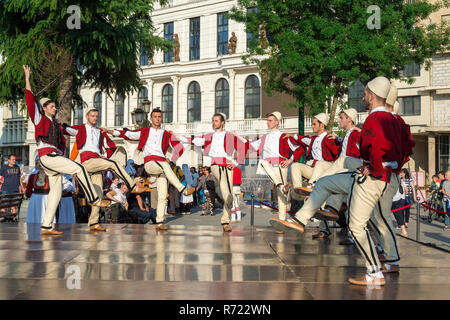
228;69;236;121
428;133;436;184
171;75;180;123
144;79;154;110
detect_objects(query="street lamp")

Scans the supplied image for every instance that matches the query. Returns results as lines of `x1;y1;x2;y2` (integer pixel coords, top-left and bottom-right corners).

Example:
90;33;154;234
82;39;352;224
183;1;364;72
131;99;151;128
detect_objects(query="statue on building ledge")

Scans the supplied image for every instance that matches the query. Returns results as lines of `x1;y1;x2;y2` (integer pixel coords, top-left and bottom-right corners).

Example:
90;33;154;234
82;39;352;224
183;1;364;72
228;32;237;54
173;34;180;62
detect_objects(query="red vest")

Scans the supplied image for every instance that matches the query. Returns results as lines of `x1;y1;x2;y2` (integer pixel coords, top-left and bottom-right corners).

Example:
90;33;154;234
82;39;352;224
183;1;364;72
25;90;66;157
361;111;404;181
202;131;246;166
68;124;117;162
120;128;184;163
344;130;362;158
255;133;294;164
305;134;340;162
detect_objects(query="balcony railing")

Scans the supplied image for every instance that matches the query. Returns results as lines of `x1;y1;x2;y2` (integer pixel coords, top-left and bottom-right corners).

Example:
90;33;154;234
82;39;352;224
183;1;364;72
161;113;368;135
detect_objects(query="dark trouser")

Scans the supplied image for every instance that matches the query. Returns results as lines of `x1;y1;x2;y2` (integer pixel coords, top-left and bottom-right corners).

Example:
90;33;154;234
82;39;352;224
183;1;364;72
209;190;224;208
180;203;192;213
392;199;405;227
130;208;156;224
404;195;412;223
168;184;180;214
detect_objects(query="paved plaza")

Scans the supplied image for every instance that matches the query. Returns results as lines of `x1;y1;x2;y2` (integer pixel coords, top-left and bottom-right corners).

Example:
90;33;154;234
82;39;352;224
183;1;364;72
0;201;449;300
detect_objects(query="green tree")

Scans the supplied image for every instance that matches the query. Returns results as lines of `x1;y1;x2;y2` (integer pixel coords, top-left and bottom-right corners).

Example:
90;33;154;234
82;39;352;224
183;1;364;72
230;0;450;131
0;0;171;145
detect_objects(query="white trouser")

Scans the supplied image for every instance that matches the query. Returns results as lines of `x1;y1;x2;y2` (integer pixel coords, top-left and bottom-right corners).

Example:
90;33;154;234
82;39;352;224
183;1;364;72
259;160;289;220
39;155;99;229
144;161;186;224
83;157;135;226
211;165;234;225
348;173;398;273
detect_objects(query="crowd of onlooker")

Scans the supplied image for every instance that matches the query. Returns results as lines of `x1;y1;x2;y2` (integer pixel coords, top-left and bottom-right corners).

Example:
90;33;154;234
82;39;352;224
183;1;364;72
0;153;239;225
1;153;448;233
426;170;450;230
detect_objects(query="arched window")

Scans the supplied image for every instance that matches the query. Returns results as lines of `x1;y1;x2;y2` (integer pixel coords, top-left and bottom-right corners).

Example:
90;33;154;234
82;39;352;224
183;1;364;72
215;78;229;118
138;87;148;105
162;84;173;123
244;75;260;119
73;103;84;125
140;47;149;66
187;81;201;123
115;93;124;126
93;92;102;125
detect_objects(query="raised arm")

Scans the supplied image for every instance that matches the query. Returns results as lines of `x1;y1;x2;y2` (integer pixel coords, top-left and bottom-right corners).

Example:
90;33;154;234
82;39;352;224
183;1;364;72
101;127;141;141
23;65;42;125
61;123;79;136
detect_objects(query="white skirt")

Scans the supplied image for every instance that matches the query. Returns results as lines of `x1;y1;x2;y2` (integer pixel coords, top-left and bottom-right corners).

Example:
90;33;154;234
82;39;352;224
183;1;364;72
58;197;76;224
26;193;54;224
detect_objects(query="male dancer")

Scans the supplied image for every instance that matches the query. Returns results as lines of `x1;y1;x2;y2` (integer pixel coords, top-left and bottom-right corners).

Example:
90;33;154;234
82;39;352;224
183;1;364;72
102;108;194;231
310;108;362;239
290;113;340;197
249;112;300;226
270;77;410;286
23;65;110;236
62;108;144;231
181;113;247;232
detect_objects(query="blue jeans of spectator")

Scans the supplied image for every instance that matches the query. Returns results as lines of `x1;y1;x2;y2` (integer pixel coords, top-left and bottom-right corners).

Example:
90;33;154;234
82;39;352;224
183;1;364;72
131;208;156;224
445;199;450;227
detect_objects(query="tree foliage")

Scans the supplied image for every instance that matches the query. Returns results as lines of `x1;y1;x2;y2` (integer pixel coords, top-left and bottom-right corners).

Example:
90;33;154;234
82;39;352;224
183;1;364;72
230;0;450;123
0;0;171;107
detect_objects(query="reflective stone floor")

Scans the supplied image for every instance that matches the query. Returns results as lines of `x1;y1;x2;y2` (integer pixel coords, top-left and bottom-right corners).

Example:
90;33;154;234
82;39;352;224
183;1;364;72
0;222;449;300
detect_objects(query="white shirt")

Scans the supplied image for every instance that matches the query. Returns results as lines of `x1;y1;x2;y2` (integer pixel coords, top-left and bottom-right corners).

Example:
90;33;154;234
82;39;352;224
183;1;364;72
340;127;358;157
65;123;107;156
370;106;389;114
191;131;237;165
293;132;327;161
250;130;297;160
113;190;127;205
115;128;165;158
62;175;75;192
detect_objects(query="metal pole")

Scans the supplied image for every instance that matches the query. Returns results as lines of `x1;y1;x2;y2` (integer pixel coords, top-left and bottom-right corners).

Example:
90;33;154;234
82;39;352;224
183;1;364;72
250;193;255;226
416;202;420;242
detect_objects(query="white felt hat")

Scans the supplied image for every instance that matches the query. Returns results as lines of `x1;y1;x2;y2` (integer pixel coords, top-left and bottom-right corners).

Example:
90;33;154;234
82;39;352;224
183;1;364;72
268;111;282;122
386;84;398;106
367;76;391;99
341;108;358;123
314;113;329;126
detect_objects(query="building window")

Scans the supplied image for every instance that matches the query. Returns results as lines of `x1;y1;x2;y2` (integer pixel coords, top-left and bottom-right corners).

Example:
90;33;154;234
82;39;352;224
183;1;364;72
244;75;261;119
140;47;149;66
217;12;228;56
190;17;200;61
348;79;366;112
164;22;174;62
162;84;173;123
246;7;258;51
93;92;102;125
437;135;450;172
215;78;229;118
115;93;125;126
138;87;148;105
398;96;421;116
73;103;84;125
401;63;420;77
187;81;201;123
